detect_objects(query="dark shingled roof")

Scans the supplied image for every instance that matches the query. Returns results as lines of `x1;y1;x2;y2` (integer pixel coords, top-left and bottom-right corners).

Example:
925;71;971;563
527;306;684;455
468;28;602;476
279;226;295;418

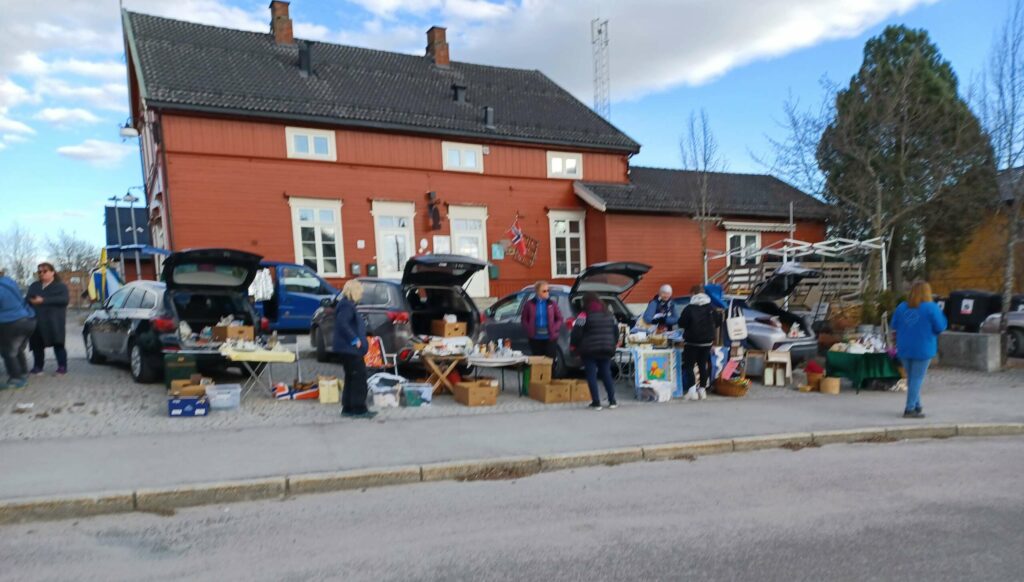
123;11;640;153
578;167;831;220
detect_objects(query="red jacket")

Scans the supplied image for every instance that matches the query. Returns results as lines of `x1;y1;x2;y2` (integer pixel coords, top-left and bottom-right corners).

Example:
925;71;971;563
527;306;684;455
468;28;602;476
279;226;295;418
521;297;564;340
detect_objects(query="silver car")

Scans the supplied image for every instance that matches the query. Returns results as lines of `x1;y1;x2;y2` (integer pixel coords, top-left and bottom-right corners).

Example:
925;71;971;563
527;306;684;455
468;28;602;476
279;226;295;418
673;264;821;363
979;311;1024;357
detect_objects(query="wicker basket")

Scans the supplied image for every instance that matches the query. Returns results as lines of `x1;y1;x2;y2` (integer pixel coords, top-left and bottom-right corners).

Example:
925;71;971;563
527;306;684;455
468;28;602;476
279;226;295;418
714;377;750;398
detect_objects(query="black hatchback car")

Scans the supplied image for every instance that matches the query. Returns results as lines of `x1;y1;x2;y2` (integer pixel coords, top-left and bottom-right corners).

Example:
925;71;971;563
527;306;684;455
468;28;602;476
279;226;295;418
479;262;650;377
83;249;265;382
310;254;487;365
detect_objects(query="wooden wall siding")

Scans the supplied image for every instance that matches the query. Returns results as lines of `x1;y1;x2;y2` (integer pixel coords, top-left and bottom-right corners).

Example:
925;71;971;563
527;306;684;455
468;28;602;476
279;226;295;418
931;212;1022;295
603;214;828;299
161;114;629;183
164;152;589;293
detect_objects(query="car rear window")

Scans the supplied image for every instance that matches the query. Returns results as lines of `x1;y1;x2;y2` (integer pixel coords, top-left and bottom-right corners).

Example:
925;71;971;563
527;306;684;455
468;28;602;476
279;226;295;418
172;263;250;287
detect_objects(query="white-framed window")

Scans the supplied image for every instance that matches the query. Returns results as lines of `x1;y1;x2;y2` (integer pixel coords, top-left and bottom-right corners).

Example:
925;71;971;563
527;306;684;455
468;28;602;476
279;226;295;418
285;127;337;162
548;209;586;278
546;151;583;179
371;201;416;279
288;197;345;276
727;231;761;267
442;141;484;173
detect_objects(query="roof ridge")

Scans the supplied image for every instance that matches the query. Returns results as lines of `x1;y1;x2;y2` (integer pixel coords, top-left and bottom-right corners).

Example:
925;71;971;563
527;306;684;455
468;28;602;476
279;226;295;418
631;165;777;179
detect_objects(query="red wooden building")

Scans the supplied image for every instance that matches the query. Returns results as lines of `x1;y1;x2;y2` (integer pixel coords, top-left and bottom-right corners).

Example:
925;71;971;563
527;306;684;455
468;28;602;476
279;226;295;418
122;2;828;300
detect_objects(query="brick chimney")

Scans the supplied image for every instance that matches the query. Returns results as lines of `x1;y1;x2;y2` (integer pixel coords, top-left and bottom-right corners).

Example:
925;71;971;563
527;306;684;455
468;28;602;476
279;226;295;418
426;26;450;67
270;1;294;45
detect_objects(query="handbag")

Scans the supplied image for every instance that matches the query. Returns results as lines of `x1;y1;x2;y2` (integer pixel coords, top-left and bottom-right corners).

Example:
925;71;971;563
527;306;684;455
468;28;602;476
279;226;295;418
725;300;748;341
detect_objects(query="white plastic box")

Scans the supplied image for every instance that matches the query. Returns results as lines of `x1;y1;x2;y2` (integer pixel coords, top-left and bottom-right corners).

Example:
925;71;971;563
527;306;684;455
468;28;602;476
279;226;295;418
205;384;241;410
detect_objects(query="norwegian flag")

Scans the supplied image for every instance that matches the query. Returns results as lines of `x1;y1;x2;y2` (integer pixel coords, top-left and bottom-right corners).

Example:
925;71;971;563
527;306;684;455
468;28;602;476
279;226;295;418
508;218;528;256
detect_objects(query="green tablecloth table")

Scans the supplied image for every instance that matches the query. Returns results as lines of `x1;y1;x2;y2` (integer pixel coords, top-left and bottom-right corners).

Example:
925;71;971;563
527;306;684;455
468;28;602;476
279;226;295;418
825;351;900;391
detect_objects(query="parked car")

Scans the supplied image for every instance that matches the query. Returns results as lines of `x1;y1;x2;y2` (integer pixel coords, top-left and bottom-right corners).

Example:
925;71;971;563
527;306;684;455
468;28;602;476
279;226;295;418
83;249;265;383
254;261;337;332
479;262;650;377
980;311;1024;357
310;254;487;365
674;264;821;363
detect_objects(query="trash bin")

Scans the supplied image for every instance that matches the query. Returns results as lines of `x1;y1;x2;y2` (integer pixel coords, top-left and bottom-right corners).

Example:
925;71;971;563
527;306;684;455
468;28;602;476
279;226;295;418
945;290;1001;332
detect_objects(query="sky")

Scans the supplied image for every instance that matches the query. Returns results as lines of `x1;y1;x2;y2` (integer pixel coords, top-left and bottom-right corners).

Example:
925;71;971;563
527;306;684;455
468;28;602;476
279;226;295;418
0;0;1013;253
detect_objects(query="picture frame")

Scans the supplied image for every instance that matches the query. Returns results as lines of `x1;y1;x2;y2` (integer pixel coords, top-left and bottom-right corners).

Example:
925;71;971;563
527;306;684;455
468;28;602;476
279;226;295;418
633;349;677;388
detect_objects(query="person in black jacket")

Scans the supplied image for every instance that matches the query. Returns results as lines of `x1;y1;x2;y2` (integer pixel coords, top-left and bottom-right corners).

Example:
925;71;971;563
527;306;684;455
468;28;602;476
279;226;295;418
680;286;722;400
26;263;69;376
570;293;618;410
332;280;375;419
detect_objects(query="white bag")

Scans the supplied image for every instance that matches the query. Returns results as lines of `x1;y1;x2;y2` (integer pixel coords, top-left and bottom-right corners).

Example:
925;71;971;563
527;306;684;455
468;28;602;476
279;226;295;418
726;300;748;341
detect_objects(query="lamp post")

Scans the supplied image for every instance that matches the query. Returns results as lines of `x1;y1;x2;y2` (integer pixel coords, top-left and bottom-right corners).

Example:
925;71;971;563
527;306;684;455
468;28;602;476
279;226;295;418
123;192;143;280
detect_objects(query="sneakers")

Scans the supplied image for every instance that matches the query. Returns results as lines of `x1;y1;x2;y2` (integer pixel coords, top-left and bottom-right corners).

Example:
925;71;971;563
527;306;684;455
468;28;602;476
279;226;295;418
607;402;618;409
29;367;43;376
1;378;28;389
697;388;708;400
684;386;699;401
588;402;603;411
55;367;67;376
341;409;378;419
903;409;926;419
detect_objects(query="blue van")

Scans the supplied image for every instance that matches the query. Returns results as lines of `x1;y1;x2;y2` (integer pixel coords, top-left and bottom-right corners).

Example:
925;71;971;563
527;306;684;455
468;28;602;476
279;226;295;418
255;262;337;332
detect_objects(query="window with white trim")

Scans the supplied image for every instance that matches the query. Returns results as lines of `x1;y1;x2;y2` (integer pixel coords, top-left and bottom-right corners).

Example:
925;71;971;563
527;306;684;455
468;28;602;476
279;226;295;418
547;151;583;179
727;232;761;267
442;141;484;173
288;197;345;276
548;210;586;278
371;201;416;279
285;127;337;161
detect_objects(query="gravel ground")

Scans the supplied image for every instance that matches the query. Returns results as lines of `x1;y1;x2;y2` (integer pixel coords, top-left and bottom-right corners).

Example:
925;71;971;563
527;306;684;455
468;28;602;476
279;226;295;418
2;314;1020;442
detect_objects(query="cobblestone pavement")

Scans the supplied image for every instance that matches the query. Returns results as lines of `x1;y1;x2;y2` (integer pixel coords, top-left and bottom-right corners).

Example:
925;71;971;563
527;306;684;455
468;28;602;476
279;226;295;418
2;316;1021;442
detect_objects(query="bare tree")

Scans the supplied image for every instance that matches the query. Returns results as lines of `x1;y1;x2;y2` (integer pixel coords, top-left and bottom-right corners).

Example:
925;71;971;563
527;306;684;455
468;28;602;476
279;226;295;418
979;0;1024;365
680;109;725;283
44;230;99;274
0;224;39;287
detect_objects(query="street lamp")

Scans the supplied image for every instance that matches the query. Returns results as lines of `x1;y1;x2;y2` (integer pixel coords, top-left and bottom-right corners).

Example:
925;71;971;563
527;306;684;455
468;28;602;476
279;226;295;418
123;189;144;280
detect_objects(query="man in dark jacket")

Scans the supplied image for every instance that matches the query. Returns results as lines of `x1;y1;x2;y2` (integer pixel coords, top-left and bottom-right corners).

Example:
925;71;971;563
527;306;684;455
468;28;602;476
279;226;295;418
26;263;69;376
520;281;564;359
680;287;722;400
333;280;375;419
570;293;618;410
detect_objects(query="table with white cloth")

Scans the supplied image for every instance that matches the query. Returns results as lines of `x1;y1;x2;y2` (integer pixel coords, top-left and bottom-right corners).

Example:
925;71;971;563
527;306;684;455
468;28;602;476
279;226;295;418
219;347;297;398
468;354;530;395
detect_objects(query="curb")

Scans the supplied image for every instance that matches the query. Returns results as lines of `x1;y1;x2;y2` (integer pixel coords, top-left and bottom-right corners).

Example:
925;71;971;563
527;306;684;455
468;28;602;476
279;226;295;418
2;422;1021;525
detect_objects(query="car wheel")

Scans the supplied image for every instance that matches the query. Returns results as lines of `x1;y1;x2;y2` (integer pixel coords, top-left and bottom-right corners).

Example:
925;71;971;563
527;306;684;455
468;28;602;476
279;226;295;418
129;341;159;384
84;331;105;364
552;348;570;379
314;328;330;363
1009;329;1024;358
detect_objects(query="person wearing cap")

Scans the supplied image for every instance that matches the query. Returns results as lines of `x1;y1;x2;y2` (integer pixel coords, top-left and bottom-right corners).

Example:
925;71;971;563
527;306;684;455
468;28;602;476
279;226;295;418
642;284;679;331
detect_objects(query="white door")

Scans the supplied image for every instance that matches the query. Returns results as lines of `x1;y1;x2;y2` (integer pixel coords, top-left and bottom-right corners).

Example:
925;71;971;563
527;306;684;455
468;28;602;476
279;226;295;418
372;201;415;280
448;205;489;297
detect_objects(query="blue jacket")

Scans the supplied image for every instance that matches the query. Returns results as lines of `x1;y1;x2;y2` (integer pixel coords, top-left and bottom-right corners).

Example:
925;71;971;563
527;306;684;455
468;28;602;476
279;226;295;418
642;297;679;328
332;297;368;356
891;301;947;360
0;276;34;324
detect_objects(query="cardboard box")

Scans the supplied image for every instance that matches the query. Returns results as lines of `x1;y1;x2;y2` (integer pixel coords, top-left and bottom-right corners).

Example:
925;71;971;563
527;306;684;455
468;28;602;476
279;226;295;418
431;320;468;338
528;356;553;384
169;380;207;399
569;380;593;403
168;397;209;417
163;354;198;388
213;325;255;342
453;381;499;406
528;382;570;404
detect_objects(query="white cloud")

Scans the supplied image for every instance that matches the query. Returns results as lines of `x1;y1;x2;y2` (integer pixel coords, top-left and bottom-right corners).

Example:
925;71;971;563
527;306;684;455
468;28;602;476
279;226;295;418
17;53;126;81
56;139;135;167
3;134;29;143
32;78;127;112
34;107;102;127
0;77;30;109
348;0;442;19
0;142;6;151
0;114;34;135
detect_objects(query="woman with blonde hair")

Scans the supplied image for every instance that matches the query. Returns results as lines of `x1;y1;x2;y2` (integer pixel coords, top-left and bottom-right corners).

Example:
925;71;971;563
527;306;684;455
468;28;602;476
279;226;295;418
332;280;375;419
890;281;947;418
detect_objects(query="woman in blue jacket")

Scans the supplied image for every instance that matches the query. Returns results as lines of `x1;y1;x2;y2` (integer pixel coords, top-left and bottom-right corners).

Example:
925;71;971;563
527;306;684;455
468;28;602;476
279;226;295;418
0;272;37;389
890;281;948;419
332;280;375;419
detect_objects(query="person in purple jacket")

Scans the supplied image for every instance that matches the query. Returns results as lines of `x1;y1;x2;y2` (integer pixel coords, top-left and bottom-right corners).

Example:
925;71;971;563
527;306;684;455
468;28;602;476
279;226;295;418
520;281;564;359
891;281;948;419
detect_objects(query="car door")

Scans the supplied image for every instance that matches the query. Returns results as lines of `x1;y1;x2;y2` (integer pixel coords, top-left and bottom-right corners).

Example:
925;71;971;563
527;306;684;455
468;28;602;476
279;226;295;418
93;288;132;354
276;264;337;331
110;288;145;358
481;292;530;352
358;281;398;345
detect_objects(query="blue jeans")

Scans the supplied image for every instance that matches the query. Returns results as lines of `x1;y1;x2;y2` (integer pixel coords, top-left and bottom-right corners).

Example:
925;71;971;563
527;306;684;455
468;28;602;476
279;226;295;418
583;357;616;405
901;358;931;412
